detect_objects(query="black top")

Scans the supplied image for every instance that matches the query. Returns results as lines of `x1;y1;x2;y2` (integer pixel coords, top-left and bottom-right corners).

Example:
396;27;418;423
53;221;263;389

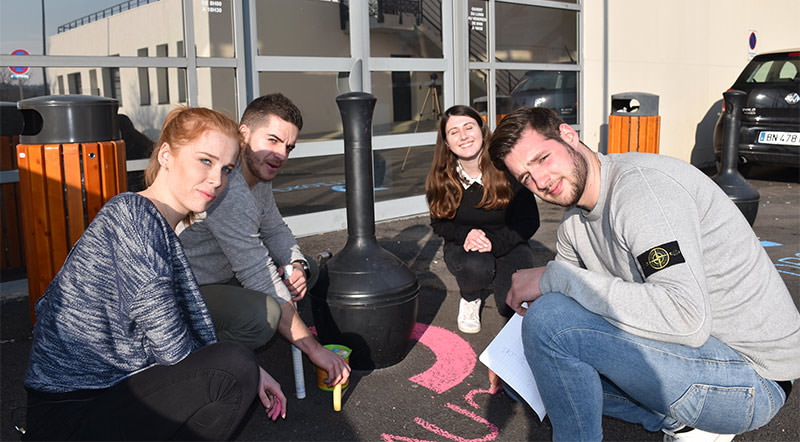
430;181;540;257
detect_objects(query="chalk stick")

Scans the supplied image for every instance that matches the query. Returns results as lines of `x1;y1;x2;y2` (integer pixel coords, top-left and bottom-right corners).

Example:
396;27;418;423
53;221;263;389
333;384;342;411
283;267;306;399
291;335;306;399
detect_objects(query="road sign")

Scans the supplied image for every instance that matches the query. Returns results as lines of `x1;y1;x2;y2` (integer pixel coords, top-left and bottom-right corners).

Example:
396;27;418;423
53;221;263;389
747;30;757;60
9;49;30;75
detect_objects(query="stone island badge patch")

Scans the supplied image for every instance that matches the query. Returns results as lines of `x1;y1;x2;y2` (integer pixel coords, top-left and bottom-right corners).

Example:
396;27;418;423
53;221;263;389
637;241;685;278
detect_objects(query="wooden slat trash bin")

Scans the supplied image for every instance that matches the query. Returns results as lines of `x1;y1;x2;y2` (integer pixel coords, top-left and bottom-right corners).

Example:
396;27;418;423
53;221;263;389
1;102;26;277
608;92;660;154
15;96;126;320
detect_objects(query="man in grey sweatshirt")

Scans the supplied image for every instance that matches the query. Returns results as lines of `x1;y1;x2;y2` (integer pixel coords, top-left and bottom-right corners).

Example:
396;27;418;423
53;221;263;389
180;93;350;389
488;107;799;442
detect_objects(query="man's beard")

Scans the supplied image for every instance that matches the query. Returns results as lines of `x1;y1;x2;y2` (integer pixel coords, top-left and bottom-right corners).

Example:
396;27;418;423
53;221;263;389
563;141;588;207
244;145;274;182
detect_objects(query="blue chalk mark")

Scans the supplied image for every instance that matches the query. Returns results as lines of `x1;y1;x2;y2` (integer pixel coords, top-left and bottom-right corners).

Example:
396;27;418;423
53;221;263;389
760;241;782;247
332;185;389;193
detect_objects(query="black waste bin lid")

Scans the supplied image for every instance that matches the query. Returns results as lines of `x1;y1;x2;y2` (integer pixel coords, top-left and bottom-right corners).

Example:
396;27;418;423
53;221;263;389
611;92;659;116
18;95;120;144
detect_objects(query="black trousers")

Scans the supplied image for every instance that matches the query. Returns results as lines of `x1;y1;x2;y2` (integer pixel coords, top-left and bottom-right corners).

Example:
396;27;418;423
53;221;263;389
443;241;535;317
24;341;259;441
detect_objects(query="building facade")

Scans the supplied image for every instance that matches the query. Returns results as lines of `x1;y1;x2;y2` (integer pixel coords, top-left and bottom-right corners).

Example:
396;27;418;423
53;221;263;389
1;0;797;236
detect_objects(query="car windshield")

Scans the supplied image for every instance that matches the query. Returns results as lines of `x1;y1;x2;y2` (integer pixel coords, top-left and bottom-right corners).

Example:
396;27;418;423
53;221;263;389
742;56;800;84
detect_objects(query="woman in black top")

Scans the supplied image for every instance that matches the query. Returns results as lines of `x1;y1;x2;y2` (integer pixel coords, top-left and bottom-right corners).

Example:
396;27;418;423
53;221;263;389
425;105;540;333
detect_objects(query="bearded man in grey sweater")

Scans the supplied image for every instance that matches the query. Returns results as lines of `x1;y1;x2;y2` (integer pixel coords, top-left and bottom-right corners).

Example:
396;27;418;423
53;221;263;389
180;93;350;390
488;107;799;442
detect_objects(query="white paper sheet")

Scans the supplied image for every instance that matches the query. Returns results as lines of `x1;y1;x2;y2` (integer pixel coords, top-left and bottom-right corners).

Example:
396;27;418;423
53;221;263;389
478;312;547;421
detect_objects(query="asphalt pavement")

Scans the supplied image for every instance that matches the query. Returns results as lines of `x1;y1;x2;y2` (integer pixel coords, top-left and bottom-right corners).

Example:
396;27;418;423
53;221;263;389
1;164;798;441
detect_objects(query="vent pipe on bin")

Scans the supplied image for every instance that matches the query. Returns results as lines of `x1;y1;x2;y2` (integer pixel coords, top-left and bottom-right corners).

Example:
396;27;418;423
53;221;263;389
712;89;759;226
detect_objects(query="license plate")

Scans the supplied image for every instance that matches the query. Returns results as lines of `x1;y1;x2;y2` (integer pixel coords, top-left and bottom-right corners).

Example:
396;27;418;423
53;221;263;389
758;131;800;146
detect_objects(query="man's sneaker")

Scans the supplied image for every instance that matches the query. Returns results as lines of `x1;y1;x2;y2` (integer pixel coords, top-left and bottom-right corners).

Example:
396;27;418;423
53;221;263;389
662;425;735;442
458;298;481;333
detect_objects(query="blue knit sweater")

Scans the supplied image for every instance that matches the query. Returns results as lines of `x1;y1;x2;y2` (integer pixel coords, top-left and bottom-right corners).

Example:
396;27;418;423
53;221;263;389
25;193;217;393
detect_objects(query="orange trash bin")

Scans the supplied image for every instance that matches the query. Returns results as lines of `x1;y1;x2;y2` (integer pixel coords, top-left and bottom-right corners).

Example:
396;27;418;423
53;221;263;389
608;92;660;154
15;96;126;320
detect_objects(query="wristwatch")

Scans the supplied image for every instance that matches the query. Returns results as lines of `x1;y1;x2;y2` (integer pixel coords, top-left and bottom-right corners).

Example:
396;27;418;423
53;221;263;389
292;259;310;278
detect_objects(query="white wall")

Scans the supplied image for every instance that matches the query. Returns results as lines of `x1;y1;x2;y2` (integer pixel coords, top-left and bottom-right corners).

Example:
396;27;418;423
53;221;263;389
47;0;210;139
583;0;799;167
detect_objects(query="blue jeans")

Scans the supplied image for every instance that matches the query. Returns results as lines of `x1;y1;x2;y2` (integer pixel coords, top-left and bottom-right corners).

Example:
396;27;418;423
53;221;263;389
521;293;787;441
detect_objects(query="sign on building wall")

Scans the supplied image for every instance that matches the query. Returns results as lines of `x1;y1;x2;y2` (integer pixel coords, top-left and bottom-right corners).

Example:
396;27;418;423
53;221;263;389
748;30;758;60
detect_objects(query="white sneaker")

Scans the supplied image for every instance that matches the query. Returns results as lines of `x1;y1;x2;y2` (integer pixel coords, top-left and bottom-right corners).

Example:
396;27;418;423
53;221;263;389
662;426;735;442
458;298;481;333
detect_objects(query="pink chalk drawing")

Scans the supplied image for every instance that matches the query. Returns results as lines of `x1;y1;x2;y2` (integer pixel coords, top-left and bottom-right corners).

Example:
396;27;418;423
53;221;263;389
464;387;495;409
409;323;476;394
381;435;438;442
380;325;504;441
412;403;499;442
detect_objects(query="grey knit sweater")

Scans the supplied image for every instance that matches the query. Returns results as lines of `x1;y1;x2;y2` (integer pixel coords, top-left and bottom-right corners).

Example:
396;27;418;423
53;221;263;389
540;153;800;381
179;168;303;303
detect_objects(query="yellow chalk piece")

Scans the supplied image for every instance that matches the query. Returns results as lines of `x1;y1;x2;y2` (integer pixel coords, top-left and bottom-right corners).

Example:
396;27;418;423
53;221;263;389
333;384;342;412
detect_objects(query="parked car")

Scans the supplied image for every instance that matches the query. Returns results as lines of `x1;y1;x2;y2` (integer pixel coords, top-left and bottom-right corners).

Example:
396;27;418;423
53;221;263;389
713;49;800;171
510;70;578;124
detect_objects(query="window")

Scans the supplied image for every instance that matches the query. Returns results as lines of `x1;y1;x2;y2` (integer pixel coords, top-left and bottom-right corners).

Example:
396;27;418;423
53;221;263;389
67;72;82;94
369;0;443;58
256;0;349;57
57;75;64;95
778;62;798;81
137;48;150;105
89;69;99;95
197;67;237;120
102;67;122;106
258;71;344;142
468;1;581;127
495;3;577;64
194;0;234;57
156;44;169;104
370;70;444;136
502;69;578;124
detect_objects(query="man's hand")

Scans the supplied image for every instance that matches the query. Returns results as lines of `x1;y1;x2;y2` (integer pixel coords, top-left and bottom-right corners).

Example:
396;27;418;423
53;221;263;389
488;368;502;394
506;266;547;316
308;342;352;388
257;366;286;421
464;228;492;253
279;263;307;302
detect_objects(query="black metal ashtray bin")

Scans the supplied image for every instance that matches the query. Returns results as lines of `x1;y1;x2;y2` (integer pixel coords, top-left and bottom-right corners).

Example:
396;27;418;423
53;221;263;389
310;92;419;370
712;90;759;226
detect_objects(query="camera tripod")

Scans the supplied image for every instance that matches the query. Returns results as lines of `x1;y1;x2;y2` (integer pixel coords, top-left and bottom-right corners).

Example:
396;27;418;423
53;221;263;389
401;73;442;171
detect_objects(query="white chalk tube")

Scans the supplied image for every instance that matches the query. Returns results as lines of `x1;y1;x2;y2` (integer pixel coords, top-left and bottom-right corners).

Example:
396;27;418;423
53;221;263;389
291;332;306;399
283;264;306;399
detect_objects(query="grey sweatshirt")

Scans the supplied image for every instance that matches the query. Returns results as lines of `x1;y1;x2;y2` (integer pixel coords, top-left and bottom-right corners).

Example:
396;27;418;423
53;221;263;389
180;168;303;303
540;153;800;381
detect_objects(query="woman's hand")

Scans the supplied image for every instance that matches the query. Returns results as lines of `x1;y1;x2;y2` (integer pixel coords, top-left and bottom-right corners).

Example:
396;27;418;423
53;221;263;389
258;367;287;421
464;229;492;253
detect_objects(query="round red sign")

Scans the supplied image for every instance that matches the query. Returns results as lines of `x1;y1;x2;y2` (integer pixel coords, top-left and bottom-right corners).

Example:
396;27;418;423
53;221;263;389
9;49;30;75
